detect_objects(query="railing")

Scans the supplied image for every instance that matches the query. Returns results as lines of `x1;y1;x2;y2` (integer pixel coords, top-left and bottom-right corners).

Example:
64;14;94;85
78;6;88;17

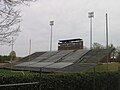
0;68;42;90
0;82;39;87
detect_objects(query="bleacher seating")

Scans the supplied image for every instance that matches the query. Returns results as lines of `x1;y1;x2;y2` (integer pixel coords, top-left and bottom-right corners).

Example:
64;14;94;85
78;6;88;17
13;49;114;72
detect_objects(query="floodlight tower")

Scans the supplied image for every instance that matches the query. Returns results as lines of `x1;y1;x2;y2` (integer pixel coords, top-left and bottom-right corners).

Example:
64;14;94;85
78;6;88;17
10;37;14;70
106;13;109;49
106;13;109;71
88;12;94;50
50;21;54;51
11;37;14;52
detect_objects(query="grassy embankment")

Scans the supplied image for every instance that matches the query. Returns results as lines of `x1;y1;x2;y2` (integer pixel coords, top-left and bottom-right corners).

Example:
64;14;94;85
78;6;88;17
0;69;38;76
88;62;120;72
0;62;120;76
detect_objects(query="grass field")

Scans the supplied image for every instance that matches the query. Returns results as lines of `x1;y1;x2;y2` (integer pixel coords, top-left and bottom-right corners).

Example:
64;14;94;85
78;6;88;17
0;62;38;76
0;69;38;76
0;62;120;76
88;62;120;72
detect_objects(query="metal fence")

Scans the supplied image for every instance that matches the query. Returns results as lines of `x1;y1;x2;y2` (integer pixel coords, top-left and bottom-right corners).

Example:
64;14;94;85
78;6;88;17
0;68;42;90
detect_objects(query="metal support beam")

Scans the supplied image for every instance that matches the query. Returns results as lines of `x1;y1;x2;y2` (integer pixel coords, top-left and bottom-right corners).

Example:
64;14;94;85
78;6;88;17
106;13;109;49
88;12;94;50
50;21;54;52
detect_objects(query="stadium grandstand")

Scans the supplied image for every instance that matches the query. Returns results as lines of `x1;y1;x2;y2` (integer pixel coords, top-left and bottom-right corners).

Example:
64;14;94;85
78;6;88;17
1;38;114;72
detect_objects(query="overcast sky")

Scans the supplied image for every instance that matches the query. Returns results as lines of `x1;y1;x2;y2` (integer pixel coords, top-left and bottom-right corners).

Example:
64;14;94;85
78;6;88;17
0;0;120;57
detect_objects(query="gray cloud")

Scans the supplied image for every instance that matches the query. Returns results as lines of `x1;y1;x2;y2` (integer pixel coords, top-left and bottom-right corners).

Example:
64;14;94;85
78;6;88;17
0;0;120;56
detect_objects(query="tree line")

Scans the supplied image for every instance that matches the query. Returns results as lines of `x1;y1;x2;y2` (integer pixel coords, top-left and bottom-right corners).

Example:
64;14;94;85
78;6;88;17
0;50;16;62
92;42;120;61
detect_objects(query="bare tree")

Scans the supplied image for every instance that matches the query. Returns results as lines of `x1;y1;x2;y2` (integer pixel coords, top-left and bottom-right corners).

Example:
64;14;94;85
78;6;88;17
92;42;105;50
0;0;36;45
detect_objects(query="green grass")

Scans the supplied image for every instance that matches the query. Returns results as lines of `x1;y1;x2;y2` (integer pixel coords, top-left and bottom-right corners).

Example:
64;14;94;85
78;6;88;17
88;62;120;72
0;63;120;76
0;69;38;76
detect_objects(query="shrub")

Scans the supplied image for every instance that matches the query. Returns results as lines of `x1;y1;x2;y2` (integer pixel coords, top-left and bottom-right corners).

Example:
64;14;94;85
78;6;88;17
0;71;120;90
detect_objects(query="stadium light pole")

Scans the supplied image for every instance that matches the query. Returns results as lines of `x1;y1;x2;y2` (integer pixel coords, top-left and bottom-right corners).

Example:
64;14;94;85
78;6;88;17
106;13;109;49
106;13;109;71
11;37;14;52
88;12;94;50
29;39;31;61
50;21;54;52
10;37;14;70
